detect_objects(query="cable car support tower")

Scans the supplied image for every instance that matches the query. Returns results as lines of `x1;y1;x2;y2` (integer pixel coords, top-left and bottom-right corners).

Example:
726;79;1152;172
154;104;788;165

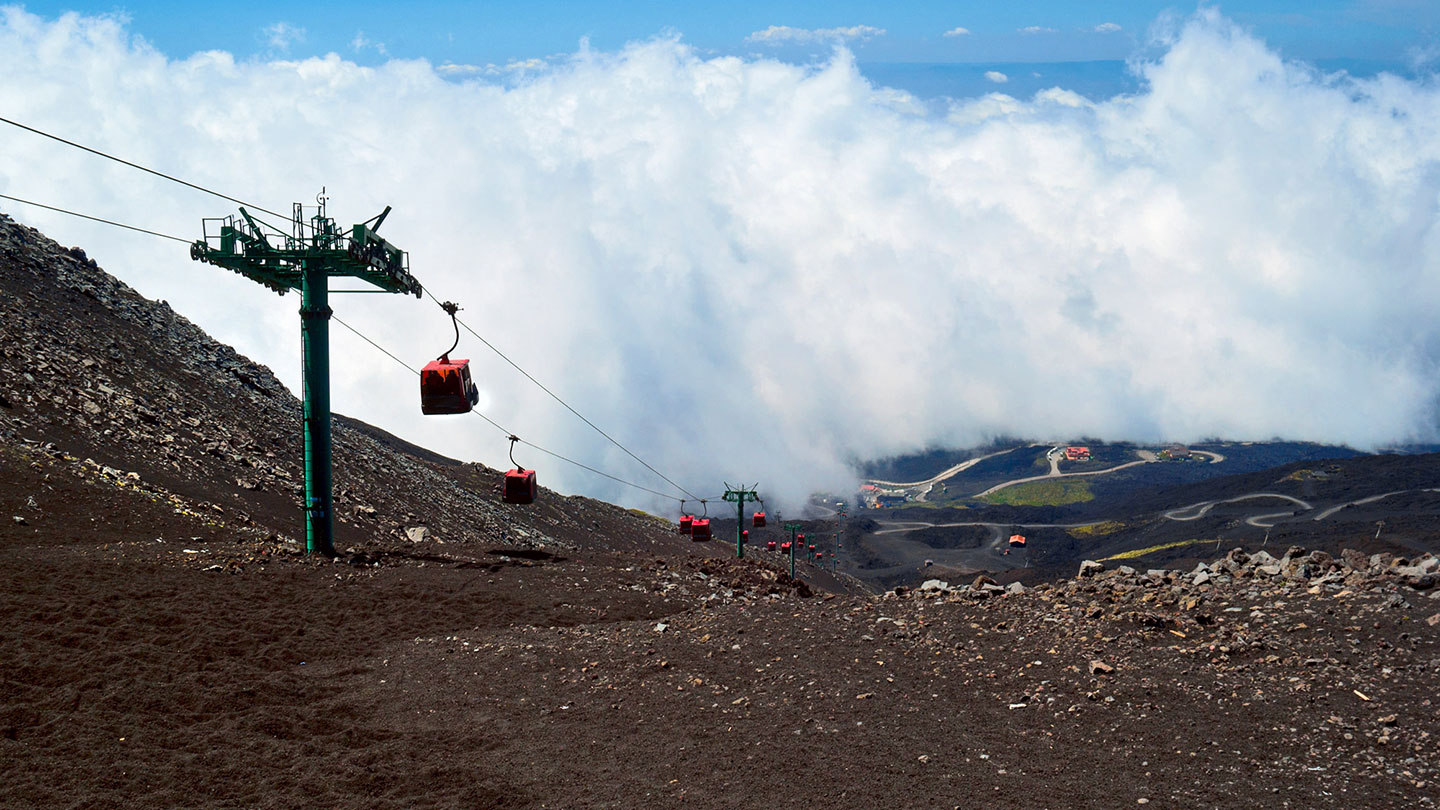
190;191;422;556
722;483;761;559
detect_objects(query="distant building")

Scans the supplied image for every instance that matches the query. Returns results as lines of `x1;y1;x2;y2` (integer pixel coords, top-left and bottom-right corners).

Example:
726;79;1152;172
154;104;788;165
1064;446;1091;461
1165;444;1192;459
876;494;907;507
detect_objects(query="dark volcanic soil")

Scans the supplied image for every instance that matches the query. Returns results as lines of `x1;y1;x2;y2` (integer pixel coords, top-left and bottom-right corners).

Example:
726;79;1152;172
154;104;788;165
4;444;1438;809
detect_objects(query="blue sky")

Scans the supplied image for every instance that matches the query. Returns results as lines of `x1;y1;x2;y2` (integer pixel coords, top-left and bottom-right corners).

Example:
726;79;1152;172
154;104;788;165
13;1;1440;71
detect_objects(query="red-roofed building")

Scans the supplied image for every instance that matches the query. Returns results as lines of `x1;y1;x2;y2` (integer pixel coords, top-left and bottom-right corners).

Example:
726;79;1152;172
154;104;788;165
1064;446;1091;461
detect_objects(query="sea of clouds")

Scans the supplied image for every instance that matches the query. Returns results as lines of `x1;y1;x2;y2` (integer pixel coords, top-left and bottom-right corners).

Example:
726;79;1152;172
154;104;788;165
2;7;1439;512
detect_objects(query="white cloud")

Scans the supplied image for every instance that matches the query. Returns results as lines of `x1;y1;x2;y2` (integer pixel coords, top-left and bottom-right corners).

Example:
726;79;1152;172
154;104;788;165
264;22;304;52
1093;22;1123;33
437;58;547;78
436;61;484;76
1406;41;1440;71
1019;25;1058;34
984;70;1008;83
4;8;1440;513
350;31;388;56
943;27;971;37
746;25;885;44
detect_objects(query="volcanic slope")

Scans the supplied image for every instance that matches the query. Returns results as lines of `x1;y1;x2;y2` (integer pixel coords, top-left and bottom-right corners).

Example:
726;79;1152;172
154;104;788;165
1;210;1438;809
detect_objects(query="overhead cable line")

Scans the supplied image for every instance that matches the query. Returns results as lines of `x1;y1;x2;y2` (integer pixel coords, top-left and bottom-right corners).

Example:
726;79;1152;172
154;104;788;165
0;115;311;232
333;314;687;501
0;193;191;243
332;314;515;437
422;286;701;502
1;114;706;504
0;191;694;503
0;114;708;505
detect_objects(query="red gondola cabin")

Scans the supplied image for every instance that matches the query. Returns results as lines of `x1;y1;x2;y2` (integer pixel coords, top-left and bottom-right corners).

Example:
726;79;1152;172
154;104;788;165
420;357;480;415
679;515;694;534
691;518;711;540
503;467;537;504
752;511;767;528
766;541;776;551
742;530;749;544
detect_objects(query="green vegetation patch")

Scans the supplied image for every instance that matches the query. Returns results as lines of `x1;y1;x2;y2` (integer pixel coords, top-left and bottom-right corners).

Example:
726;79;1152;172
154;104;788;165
1101;538;1214;562
981;479;1094;507
627;507;669;525
1067;521;1126;539
902;499;969;511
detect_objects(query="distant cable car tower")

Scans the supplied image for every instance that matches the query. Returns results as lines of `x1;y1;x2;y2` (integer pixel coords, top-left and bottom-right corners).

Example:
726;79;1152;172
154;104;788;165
723;483;761;559
191;191;422;556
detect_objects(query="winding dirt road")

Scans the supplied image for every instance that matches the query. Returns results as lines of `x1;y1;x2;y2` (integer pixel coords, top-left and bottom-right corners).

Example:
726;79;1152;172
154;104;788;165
863;447;1031;489
973;447;1154;498
860;484;1440;578
1162;493;1313;528
862;517;1113;577
1162;486;1440;528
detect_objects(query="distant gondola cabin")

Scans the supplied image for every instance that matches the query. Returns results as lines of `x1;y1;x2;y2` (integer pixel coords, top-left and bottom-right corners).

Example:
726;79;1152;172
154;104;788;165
420;357;480;415
679;515;694;534
752;511;767;528
503;467;537;504
691;518;711;540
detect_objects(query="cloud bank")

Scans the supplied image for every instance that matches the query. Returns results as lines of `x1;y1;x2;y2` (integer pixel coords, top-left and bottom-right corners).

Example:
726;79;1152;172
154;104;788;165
2;8;1440;512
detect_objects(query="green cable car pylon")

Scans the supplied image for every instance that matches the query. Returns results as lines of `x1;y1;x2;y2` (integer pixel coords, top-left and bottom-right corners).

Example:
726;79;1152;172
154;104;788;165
190;191;422;556
722;483;760;559
783;520;802;579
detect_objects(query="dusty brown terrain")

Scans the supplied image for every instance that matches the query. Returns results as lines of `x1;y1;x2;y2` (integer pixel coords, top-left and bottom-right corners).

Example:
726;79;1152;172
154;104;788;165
2;210;1438;808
